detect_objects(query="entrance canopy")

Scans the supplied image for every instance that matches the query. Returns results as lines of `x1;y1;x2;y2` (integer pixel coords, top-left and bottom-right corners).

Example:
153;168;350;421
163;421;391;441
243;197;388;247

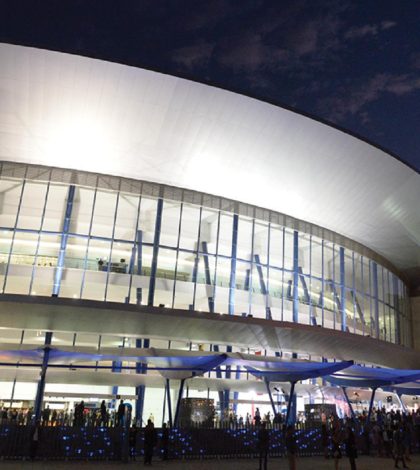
246;360;353;383
2;346;420;391
326;365;420;388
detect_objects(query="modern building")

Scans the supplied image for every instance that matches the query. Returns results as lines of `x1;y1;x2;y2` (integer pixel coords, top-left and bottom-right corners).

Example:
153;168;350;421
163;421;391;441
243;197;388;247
0;42;419;425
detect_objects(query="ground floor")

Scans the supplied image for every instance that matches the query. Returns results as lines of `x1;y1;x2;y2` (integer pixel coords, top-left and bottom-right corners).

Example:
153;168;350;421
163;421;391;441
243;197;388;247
0;456;419;469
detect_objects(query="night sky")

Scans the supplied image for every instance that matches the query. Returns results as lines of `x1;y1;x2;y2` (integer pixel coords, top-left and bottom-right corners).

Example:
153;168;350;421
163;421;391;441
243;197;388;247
1;0;419;171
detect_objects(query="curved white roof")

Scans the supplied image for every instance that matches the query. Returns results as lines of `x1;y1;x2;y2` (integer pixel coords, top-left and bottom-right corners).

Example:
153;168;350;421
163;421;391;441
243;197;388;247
0;43;419;276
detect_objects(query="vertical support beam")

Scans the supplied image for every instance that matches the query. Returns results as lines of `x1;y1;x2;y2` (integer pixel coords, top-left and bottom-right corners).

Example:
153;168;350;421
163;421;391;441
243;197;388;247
52;185;75;296
34;331;52;422
342;387;356;419
339;247;346;332
292;231;299;323
127;230;143;303
265;379;277;416
372;261;380;338
201;241;214;313
367;388;377;422
396;392;407;413
174;379;185;427
166;379;173;427
285;381;296;426
148;197;164;306
393;275;401;345
254;254;272;319
191;206;203;310
135;338;149;426
228;214;239;315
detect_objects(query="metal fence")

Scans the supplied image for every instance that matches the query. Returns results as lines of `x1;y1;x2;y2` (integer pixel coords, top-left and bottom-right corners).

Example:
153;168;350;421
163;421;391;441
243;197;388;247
0;424;321;461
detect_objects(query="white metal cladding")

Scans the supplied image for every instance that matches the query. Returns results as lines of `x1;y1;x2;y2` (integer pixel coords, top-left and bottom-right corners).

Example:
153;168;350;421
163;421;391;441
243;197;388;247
0;43;419;276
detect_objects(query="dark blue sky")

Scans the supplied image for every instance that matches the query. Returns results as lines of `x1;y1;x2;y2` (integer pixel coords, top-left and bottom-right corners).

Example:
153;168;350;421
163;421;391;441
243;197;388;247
1;0;419;171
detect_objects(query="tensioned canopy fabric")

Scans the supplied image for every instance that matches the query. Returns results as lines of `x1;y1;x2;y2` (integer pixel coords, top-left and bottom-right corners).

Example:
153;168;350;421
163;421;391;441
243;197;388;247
245;360;354;383
326;365;420;388
4;346;420;389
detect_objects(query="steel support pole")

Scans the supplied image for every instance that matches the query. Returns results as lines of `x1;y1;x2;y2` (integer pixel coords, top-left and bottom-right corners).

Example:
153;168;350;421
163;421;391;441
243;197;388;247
342;387;356;419
34;332;52;422
292;231;299;323
166;379;173;427
339;247;346;332
265;379;277;416
174;379;185;427
228;214;238;315
285;381;296;426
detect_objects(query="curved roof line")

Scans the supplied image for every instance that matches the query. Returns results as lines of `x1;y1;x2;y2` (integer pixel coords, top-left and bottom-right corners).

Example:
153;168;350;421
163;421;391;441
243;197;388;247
2;40;418;174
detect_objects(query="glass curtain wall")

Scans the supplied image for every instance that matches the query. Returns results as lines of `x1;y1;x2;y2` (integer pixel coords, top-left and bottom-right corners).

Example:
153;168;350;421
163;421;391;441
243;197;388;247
0;167;410;347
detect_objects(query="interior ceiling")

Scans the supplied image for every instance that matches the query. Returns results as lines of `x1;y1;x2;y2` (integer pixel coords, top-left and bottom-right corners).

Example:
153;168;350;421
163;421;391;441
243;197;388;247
0;43;419;285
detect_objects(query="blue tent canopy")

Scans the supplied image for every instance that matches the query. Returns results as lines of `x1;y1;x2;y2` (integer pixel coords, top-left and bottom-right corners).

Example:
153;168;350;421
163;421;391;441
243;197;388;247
246;360;354;383
326;365;420;388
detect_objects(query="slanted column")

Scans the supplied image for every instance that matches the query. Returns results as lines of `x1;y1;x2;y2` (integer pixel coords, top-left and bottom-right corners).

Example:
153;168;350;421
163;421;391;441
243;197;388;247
148;196;164;306
53;185;75;296
174;379;186;427
342;387;356;419
34;332;53;422
372;261;380;338
285;381;296;426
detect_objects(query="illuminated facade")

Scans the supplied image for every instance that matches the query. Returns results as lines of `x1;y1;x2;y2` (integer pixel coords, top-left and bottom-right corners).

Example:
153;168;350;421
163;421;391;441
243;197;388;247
0;43;419;424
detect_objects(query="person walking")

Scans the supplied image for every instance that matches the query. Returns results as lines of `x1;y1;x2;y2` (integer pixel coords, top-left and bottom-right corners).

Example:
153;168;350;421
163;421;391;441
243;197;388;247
321;422;330;459
331;419;343;470
257;421;269;470
344;423;358;470
128;423;137;460
144;419;157;465
285;424;297;470
117;399;125;427
161;422;169;460
393;424;408;469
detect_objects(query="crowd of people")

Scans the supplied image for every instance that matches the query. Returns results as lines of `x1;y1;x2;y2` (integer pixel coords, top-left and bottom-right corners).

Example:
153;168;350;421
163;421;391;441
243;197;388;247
2;401;420;467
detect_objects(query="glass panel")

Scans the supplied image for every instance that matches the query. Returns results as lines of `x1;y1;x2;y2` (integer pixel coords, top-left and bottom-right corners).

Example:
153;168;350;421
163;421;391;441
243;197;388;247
16;182;48;230
81;239;111;300
179;204;200;251
237;217;253;261
269;225;283;269
138;197;157;244
105;241;132;303
283;229;294;271
0;179;23;228
160;201;181;248
217;213;233;257
90;190;118;239
42;184;67;232
200;208;219;255
69;187;95;235
31;234;61;296
173;250;195;309
254;221;268;265
0;230;13;289
114;193;140;241
4;232;39;294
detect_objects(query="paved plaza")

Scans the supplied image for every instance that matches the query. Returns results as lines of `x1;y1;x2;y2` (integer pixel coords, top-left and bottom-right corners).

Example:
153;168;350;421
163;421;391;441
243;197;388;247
1;456;419;469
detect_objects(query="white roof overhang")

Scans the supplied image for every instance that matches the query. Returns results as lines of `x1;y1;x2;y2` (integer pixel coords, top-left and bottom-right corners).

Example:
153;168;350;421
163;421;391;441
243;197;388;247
0;43;418;278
